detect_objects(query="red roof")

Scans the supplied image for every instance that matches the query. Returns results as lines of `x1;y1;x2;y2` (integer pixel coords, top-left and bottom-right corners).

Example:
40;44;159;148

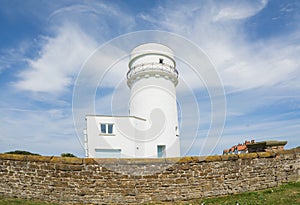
223;139;254;154
237;145;247;151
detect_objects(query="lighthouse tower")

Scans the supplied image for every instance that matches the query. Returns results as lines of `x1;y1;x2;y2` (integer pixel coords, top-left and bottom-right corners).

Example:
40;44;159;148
85;43;180;158
127;43;180;158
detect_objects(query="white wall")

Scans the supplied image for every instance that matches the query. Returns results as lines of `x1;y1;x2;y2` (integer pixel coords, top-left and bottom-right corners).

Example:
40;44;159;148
129;77;180;157
86;116;142;158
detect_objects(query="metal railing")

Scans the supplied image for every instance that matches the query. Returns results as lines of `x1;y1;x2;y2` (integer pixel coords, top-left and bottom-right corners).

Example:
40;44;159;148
127;62;178;79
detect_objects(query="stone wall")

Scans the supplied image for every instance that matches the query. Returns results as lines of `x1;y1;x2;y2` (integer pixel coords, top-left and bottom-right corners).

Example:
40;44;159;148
0;149;299;204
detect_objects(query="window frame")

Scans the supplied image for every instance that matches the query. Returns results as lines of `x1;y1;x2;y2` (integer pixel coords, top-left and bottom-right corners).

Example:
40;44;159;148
99;123;114;135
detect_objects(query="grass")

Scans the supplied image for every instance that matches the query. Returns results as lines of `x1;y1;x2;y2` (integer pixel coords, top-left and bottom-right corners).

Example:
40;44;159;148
0;182;299;205
0;197;57;205
189;181;300;205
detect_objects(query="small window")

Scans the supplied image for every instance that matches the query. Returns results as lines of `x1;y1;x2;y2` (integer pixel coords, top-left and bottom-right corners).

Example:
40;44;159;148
95;149;121;158
157;145;166;158
159;58;164;64
108;124;113;134
175;126;179;137
100;124;106;133
100;123;114;134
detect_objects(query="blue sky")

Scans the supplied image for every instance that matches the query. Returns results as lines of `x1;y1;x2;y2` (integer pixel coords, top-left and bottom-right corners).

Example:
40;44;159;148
0;0;299;157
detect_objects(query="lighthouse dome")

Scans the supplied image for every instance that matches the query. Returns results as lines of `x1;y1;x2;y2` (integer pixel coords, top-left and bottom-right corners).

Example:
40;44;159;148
130;43;174;62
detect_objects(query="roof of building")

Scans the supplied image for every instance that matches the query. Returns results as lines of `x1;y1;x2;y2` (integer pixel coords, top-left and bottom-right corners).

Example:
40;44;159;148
223;139;288;155
237;145;247;151
130;43;174;61
85;115;146;121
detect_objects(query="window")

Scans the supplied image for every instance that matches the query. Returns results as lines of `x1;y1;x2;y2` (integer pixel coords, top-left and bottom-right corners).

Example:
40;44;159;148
175;126;179;137
95;149;121;158
157;145;166;158
108;124;113;134
100;124;106;133
100;123;114;134
159;58;164;64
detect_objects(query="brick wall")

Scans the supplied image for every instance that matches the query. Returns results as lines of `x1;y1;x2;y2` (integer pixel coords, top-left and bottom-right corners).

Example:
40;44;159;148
0;149;299;204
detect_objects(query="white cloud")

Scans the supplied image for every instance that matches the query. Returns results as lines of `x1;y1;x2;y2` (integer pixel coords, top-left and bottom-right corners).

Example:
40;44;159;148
140;0;300;92
14;24;97;93
0;107;83;156
219;32;300;91
13;1;136;94
50;3;120;20
0;44;30;74
213;0;268;21
48;2;136;39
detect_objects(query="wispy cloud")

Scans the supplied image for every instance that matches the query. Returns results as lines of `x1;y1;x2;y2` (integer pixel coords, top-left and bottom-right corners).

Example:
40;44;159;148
14;24;97;93
48;2;136;39
0;107;81;156
10;0;136;94
140;0;300;91
213;0;268;21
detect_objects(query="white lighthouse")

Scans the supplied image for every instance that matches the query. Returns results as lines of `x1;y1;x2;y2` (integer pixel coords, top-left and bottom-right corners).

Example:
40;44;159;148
127;43;180;157
85;43;180;158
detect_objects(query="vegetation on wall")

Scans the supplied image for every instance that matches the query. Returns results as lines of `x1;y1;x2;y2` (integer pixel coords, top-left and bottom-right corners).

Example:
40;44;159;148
60;153;77;158
3;150;77;158
5;150;40;156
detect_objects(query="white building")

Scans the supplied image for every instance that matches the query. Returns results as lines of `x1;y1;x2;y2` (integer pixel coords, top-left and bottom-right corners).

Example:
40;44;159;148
85;43;180;158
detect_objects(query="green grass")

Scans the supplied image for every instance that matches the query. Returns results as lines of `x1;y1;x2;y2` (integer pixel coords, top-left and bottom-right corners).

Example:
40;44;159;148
0;197;57;205
0;182;299;205
191;181;300;205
